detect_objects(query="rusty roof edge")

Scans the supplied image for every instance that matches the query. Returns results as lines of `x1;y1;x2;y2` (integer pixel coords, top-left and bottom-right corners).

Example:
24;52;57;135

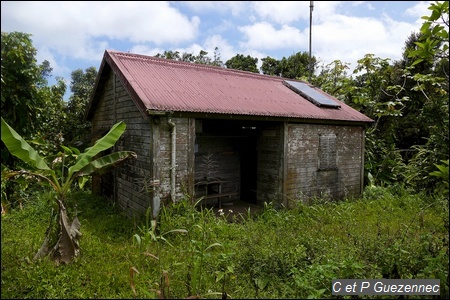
85;50;109;121
85;50;149;121
169;110;375;126
106;50;149;119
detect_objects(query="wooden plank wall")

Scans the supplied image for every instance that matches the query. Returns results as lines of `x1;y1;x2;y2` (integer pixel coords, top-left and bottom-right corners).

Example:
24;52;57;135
194;135;241;204
285;123;364;206
256;124;284;207
91;72;152;217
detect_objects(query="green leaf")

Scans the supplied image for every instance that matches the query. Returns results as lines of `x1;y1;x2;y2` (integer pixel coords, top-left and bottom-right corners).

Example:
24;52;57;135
162;229;188;236
1;117;50;170
60;145;75;156
77;176;89;189
216;272;224;282
430;9;441;21
133;234;142;246
205;242;223;251
75;151;137;177
411;58;424;66
158;236;174;248
420;21;431;33
432;24;444;35
68;121;126;178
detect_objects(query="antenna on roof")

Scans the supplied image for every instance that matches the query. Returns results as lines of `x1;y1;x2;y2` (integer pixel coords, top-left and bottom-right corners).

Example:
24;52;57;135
309;1;314;83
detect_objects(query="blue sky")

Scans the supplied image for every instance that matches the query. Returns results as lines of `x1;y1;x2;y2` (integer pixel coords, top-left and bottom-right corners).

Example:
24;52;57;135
1;1;433;97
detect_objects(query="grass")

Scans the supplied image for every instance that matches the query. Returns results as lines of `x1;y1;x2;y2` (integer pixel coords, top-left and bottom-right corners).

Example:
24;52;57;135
1;185;449;299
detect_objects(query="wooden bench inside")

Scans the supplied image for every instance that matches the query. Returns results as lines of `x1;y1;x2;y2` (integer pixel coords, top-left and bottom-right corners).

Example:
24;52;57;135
202;192;237;199
196;192;238;208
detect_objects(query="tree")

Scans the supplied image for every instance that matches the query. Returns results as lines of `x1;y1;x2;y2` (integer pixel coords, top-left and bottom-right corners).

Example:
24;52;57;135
388;32;434;152
334;1;449;191
225;54;259;73
155;50;180;60
403;0;449;193
1;31;66;141
350;54;410;186
260;56;280;76
312;60;354;103
1;31;67;210
155;47;224;67
194;47;224;67
408;1;449;69
64;67;98;148
211;47;224;67
1;31;42;138
278;51;317;80
1;118;137;264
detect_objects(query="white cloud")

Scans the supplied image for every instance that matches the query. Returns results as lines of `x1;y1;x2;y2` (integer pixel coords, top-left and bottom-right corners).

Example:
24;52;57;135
238;22;305;50
304;2;428;72
181;1;248;17
309;1;347;23
128;34;234;66
405;1;432;16
1;1;200;61
202;34;235;62
252;1;307;24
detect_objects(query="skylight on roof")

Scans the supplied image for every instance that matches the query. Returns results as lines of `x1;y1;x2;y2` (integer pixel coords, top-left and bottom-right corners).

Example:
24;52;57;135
283;80;341;108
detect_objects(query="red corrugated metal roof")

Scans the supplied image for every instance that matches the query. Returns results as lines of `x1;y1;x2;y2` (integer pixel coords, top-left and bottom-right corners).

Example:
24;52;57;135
88;50;374;123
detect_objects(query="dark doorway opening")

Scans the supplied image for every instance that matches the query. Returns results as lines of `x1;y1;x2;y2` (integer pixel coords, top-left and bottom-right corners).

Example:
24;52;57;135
195;119;268;207
239;127;258;205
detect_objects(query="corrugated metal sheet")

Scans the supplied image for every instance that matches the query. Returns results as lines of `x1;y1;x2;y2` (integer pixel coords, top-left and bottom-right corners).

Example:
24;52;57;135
98;50;374;123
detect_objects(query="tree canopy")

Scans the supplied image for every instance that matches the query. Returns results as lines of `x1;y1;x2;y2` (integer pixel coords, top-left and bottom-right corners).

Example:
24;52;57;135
224;53;259;73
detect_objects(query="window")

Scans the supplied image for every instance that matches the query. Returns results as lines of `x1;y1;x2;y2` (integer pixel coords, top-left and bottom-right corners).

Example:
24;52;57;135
319;133;337;170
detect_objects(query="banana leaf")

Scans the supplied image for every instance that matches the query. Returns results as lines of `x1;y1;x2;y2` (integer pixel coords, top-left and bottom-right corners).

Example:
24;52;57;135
68;121;126;178
1;117;50;171
75;151;137;176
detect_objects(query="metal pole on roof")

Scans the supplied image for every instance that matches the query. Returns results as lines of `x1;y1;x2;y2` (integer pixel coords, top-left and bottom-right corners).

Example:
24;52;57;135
309;1;314;83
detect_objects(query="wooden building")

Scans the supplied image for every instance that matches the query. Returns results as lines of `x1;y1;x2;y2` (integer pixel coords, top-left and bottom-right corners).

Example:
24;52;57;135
85;50;374;217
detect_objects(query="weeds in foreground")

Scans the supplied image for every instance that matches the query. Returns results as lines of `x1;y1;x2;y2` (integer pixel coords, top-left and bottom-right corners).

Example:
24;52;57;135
1;186;448;299
130;201;232;299
131;206;188;298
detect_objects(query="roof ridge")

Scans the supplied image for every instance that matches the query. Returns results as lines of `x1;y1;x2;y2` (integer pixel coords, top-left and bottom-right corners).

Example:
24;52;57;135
106;49;288;82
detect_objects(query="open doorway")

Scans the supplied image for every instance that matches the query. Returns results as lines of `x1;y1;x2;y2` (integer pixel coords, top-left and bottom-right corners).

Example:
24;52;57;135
239;127;258;205
194;119;260;207
194;118;284;211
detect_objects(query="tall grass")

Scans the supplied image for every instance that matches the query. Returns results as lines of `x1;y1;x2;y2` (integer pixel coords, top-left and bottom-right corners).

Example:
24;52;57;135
1;185;448;299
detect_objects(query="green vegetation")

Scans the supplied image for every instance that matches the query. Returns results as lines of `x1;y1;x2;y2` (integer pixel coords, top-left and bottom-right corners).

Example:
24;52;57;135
1;118;136;264
1;2;448;299
1;186;448;299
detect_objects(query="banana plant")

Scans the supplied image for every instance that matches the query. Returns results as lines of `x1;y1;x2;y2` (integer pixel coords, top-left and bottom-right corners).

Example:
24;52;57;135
1;117;137;264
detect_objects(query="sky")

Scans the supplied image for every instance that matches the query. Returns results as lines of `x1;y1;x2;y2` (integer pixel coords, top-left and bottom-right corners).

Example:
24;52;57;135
1;1;433;98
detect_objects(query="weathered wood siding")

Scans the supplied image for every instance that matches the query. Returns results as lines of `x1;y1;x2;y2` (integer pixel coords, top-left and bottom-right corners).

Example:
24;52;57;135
285;123;364;207
256;124;284;206
91;73;195;217
90;72;153;217
153;116;195;204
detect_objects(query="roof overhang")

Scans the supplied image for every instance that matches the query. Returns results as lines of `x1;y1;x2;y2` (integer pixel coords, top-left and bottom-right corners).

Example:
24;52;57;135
165;111;374;127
